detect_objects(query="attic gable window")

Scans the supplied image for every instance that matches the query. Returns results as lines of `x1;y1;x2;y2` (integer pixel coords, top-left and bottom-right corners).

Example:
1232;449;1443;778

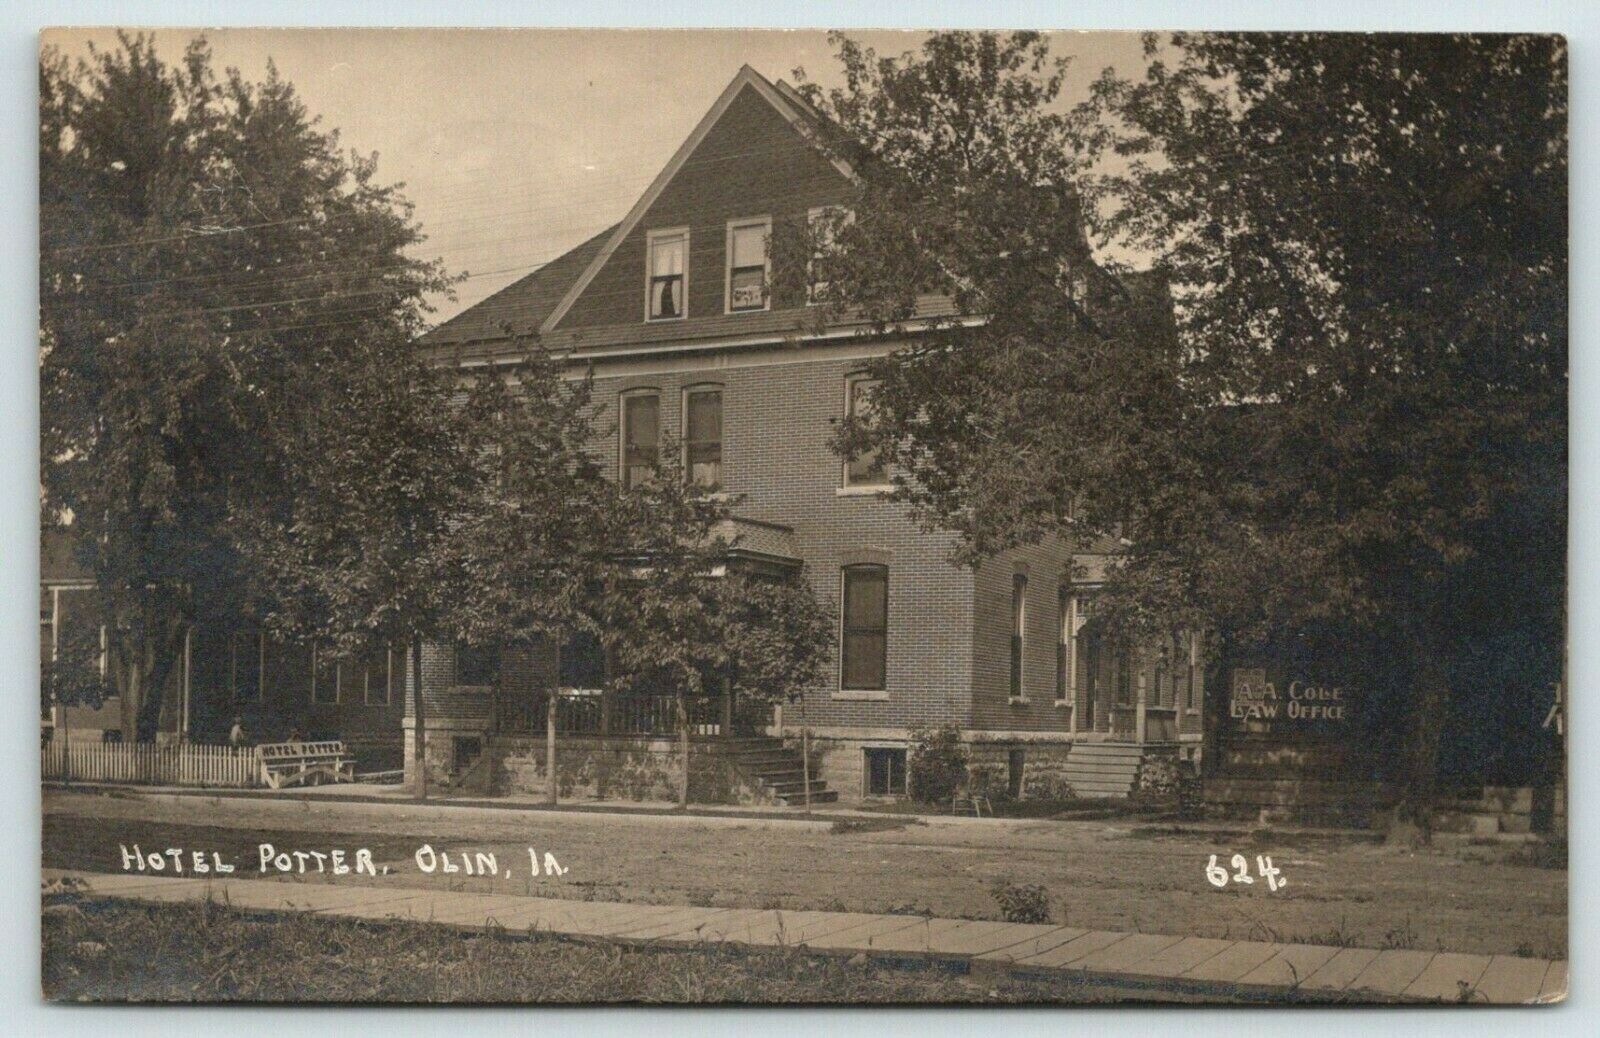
807;205;853;304
726;217;770;313
646;228;687;321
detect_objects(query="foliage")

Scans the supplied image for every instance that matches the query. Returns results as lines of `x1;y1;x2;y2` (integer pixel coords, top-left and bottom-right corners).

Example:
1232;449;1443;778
42;611;114;716
794;31;1566;802
442;342;616;652
906;723;968;803
1136;754;1180;797
990;881;1052;924
40;33;454;738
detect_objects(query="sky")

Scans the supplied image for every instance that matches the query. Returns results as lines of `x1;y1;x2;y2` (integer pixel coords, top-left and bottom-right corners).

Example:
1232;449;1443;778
42;28;1154;324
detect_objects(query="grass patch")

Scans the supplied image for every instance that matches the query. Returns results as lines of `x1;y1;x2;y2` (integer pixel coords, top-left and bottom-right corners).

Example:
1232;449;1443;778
44;897;1158;1004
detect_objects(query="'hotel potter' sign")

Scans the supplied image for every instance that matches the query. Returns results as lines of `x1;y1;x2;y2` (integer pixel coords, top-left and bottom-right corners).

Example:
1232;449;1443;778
1230;669;1351;725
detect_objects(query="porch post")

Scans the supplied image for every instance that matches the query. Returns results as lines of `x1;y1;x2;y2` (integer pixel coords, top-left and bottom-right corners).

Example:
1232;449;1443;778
1134;650;1148;744
412;637;427;801
721;673;733;738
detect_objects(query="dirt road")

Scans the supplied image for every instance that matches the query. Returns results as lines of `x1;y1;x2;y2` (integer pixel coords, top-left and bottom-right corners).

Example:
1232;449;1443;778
42;788;1566;958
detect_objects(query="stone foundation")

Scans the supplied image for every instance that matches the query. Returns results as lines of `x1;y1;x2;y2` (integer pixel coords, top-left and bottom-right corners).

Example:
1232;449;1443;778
485;735;770;804
801;731;1083;803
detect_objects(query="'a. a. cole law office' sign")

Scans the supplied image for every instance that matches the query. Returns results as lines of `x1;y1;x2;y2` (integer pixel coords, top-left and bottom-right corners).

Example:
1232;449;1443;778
1230;669;1351;724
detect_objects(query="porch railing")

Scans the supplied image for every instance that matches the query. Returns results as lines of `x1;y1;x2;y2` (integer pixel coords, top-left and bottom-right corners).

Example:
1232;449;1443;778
499;691;769;738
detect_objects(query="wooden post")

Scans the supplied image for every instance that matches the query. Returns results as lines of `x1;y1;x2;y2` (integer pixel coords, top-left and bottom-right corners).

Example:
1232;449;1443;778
412;637;427;801
721;674;734;738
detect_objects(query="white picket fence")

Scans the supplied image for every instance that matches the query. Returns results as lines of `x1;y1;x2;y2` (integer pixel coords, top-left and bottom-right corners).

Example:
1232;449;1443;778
42;741;262;788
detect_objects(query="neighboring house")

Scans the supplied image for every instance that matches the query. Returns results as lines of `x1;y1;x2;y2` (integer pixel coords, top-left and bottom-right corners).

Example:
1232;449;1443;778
413;65;1204;803
40;528;405;768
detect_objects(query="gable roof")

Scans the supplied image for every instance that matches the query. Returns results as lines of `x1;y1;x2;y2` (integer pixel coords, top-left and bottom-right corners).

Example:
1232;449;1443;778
538;65;856;335
421;223;617;349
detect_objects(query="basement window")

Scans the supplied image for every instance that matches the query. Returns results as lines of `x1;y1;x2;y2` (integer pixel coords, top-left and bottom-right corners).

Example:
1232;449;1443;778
864;747;907;797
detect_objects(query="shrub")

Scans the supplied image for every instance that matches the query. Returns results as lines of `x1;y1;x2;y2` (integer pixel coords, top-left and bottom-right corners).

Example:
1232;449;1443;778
1136;754;1180;796
907;724;968;804
990;881;1052;924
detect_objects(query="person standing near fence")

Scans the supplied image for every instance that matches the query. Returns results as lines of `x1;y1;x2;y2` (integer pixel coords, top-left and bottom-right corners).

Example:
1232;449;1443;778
228;717;247;748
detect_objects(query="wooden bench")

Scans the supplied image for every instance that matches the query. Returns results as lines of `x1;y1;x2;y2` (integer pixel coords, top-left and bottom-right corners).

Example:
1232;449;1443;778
258;740;355;789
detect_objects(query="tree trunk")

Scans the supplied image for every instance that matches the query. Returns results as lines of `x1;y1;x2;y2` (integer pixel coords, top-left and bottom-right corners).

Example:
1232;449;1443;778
412;637;428;801
1403;644;1449;835
546;687;558;806
118;659;141;743
677;694;690;811
547;642;559;805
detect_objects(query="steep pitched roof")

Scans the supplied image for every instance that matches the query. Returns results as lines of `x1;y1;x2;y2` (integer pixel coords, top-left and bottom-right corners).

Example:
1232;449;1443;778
421;223;617;349
539;65;855;335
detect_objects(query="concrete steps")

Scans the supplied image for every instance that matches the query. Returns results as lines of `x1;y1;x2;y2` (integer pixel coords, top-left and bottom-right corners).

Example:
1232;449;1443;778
720;737;838;806
1062;743;1149;799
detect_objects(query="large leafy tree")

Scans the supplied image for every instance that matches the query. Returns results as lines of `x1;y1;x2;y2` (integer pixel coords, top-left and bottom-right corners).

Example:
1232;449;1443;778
442;343;833;807
593;448;834;809
41;34;454;740
795;31;1565;808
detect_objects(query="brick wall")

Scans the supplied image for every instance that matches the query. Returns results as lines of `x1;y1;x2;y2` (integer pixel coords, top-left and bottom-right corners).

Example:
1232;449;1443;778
558;84;850;330
584;350;979;735
969;541;1079;734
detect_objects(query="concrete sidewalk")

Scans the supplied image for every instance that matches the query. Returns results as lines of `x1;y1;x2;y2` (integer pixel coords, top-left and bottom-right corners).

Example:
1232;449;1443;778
43;869;1566;1004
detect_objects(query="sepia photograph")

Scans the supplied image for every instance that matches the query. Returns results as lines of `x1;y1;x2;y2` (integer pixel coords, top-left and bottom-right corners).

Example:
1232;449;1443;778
36;23;1568;1006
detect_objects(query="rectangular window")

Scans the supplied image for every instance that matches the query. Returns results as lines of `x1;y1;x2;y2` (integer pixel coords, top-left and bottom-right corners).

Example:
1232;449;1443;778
647;229;686;320
726;218;769;312
683;387;723;490
844;375;887;487
1010;574;1027;700
841;564;888;691
864;747;906;796
456;643;500;687
621;391;660;489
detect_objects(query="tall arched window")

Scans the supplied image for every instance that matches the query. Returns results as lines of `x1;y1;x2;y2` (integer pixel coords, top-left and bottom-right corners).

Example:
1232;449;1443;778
1010;573;1027;700
620;390;660;489
682;385;723;490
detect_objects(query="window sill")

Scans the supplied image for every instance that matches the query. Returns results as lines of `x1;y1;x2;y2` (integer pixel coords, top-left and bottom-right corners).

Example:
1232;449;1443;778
1008;696;1030;706
834;689;888;701
646;315;686;324
1053;700;1072;709
836;485;892;498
